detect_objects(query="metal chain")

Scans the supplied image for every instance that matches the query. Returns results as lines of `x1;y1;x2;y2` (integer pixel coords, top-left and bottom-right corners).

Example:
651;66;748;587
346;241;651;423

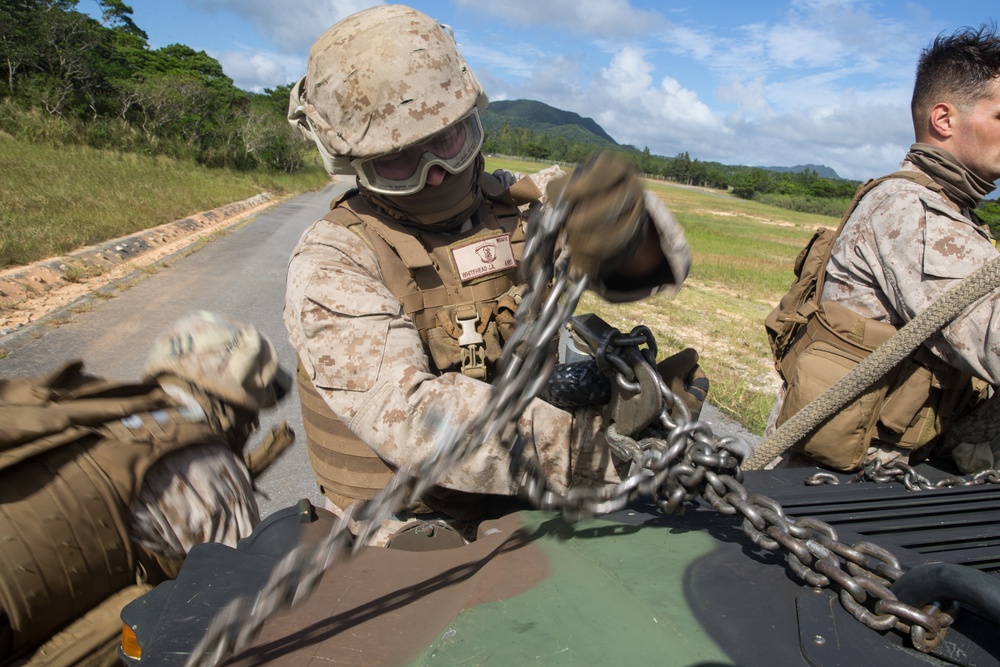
185;195;956;664
806;457;1000;490
521;337;959;652
185;197;586;667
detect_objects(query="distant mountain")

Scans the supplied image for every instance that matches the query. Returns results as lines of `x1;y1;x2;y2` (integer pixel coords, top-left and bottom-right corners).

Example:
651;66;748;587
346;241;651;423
763;164;842;180
481;99;618;148
483;99;845;179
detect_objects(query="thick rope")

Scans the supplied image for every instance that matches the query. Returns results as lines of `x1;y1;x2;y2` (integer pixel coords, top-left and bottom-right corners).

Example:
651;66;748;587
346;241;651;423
744;254;1000;471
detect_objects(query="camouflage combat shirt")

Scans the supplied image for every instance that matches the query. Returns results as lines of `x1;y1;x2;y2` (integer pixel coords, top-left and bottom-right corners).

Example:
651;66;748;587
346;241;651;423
768;159;1000;446
284;168;691;496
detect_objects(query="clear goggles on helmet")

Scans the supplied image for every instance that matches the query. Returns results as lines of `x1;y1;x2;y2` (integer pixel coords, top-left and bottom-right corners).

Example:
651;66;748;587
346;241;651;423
351;108;483;196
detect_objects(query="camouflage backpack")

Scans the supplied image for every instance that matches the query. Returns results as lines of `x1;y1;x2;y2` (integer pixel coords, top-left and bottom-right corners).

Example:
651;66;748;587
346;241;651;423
0;361;212;665
764;170;946;374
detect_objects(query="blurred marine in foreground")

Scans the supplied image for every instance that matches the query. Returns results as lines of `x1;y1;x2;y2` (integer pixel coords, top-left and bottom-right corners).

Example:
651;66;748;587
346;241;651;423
284;4;700;545
0;311;292;666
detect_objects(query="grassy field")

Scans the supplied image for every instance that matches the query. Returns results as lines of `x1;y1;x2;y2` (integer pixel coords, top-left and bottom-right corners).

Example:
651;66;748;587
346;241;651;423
487;156;838;435
1;144;837;435
0;134;329;270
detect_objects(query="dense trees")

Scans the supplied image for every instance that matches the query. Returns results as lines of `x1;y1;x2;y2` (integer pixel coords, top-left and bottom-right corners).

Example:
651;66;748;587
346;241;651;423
0;0;307;172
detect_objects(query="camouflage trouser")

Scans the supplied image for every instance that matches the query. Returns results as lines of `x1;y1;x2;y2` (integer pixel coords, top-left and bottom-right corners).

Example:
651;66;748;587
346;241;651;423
130;443;260;575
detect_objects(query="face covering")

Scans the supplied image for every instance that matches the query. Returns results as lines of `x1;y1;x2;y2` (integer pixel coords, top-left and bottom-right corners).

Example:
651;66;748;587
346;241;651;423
905;143;996;211
360;154;485;231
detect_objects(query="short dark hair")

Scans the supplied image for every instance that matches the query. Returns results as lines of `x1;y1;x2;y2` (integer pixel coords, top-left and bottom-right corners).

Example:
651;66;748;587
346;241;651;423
911;23;1000;126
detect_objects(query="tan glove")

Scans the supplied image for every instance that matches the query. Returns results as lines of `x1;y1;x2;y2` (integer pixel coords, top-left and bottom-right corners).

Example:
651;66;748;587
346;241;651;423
546;151;648;280
656;348;710;421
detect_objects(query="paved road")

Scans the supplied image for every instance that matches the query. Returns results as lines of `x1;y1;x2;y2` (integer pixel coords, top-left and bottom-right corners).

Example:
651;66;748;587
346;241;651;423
0;183;350;517
0;183;760;518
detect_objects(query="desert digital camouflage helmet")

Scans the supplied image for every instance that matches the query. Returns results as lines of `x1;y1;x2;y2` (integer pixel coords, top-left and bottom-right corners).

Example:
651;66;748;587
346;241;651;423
287;4;488;191
142;311;290;412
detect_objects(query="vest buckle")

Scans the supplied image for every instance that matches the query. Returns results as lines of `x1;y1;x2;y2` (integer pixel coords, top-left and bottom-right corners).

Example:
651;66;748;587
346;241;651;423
456;310;487;380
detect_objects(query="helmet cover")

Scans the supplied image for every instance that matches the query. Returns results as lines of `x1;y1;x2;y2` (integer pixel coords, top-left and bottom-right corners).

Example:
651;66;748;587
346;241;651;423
288;4;488;173
142;311;290;411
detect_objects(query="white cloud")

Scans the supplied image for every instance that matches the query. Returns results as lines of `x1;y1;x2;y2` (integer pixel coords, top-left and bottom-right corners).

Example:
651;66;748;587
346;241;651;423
717;76;772;120
186;0;380;54
213;49;305;92
599;47;653;100
455;38;539;80
659;24;715;61
500;46;726;158
766;26;845;68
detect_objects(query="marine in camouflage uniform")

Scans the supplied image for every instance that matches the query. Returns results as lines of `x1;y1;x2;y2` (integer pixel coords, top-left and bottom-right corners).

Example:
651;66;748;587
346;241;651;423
0;311;292;665
767;26;1000;473
283;5;693;531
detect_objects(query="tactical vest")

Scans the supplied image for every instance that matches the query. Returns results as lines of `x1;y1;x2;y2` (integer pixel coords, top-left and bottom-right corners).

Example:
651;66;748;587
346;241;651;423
0;361;232;663
299;173;541;515
767;171;988;471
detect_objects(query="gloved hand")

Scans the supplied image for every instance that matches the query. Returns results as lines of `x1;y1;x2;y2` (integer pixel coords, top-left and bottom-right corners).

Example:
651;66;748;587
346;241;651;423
948;435;1000;473
546;151;649;280
655;348;710;421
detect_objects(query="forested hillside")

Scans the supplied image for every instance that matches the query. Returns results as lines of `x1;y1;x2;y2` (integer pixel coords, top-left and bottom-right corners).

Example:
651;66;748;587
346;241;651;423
482;100;617;145
0;0;305;172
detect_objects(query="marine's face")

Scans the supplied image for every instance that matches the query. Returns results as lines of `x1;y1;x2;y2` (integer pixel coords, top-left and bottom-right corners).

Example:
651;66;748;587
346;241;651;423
949;78;1000;183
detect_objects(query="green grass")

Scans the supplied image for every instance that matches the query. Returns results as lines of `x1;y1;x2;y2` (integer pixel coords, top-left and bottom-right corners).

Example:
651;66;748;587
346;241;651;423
485;155;571;175
486;156;839;435
0;134;329;269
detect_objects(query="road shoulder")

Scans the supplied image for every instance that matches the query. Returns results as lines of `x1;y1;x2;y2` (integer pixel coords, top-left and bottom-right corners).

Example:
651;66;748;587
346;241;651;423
0;193;277;346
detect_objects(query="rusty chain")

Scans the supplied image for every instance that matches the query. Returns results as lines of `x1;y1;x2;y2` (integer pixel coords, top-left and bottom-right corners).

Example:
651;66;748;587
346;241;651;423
186;194;958;665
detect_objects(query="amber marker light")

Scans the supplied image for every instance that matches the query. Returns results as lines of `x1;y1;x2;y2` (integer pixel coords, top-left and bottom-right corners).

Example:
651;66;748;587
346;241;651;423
120;623;142;660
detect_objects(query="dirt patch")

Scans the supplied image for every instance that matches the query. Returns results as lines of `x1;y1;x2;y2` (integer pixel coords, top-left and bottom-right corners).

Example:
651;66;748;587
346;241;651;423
0;194;277;337
695;209;796;227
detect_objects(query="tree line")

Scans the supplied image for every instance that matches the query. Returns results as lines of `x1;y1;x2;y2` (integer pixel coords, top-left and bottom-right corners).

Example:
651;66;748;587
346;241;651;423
0;0;306;172
485;123;863;216
485;119;1000;223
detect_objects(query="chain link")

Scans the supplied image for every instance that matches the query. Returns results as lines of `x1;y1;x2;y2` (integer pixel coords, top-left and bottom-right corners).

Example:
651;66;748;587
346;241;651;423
806;457;1000;490
185;198;962;665
563;339;961;651
185;196;587;666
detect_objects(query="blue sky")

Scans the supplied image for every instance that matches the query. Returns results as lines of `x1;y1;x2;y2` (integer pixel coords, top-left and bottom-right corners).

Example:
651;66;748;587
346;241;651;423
79;0;999;181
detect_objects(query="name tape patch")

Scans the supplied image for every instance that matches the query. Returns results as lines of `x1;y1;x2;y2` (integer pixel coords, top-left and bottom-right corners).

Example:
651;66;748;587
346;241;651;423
451;234;515;282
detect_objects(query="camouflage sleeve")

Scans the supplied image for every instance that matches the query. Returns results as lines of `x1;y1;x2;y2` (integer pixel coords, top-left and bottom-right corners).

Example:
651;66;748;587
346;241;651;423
130;444;259;561
284;218;620;496
825;180;1000;384
493;163;566;200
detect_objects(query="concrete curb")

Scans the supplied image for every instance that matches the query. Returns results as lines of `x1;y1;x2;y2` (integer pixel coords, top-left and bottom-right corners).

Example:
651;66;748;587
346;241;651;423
0;193;273;310
0;193;276;346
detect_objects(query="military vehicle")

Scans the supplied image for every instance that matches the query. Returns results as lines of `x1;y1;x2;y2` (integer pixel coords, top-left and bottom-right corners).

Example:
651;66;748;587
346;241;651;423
118;206;1000;667
118;463;1000;666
